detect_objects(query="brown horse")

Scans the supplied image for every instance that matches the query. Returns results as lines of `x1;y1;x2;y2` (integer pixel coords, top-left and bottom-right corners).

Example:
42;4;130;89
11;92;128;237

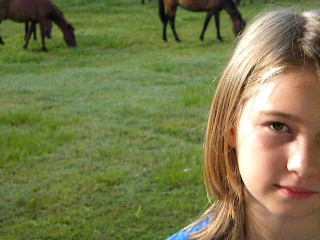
158;0;246;42
0;0;76;51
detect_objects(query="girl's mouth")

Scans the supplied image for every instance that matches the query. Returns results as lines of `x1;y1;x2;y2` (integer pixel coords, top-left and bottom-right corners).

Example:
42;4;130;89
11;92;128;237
275;185;318;200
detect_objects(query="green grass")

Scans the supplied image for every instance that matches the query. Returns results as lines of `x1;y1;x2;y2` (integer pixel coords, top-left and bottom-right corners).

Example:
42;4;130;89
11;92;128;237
0;0;319;239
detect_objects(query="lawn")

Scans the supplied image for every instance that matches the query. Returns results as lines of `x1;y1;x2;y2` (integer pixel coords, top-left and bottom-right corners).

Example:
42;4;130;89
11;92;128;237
0;0;319;239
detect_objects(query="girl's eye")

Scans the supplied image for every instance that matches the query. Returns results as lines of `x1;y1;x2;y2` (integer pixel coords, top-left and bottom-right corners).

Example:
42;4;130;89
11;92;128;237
269;122;290;133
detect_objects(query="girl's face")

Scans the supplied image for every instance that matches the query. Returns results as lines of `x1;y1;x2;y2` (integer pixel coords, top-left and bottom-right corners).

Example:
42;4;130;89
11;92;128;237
230;66;320;220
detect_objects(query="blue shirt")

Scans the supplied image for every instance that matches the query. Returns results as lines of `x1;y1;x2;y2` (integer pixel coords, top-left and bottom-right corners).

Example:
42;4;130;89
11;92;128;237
167;219;210;240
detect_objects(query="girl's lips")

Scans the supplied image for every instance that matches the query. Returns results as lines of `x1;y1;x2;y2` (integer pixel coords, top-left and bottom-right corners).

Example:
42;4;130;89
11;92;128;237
275;185;318;200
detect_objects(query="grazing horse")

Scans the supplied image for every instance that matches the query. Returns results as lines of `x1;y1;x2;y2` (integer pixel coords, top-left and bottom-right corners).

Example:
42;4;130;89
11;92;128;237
0;0;76;51
158;0;246;42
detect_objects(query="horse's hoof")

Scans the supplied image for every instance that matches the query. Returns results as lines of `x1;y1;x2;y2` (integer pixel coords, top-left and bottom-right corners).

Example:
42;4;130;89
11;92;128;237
218;37;223;42
0;39;4;45
200;36;204;41
42;47;48;52
23;45;28;49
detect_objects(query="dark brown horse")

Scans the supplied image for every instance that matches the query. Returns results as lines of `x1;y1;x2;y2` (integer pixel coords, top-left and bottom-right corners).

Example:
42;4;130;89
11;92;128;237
158;0;246;42
0;0;76;51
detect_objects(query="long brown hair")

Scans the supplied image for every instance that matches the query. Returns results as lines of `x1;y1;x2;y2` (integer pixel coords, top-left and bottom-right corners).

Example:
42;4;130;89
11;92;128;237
190;9;320;240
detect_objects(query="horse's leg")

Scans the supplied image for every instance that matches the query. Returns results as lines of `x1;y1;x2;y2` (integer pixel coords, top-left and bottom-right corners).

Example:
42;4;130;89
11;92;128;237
32;23;37;40
0;17;4;45
162;15;169;42
24;22;28;40
39;21;48;51
23;22;34;49
158;0;168;42
45;20;52;39
0;29;4;44
141;0;144;4
168;6;180;42
214;12;223;41
169;16;180;42
200;12;213;41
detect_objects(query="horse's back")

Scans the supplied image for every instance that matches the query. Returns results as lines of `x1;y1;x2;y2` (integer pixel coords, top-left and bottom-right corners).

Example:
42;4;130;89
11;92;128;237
6;0;54;22
177;0;223;11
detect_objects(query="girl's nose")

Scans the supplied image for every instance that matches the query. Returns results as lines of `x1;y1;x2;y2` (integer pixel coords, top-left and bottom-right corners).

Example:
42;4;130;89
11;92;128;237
287;140;320;177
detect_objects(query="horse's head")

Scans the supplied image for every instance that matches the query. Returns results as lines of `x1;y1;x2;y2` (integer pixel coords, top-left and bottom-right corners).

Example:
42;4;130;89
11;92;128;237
63;24;77;48
233;17;246;37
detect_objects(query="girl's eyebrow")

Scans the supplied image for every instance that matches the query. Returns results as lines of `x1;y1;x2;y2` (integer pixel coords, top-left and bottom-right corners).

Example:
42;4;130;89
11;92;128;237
258;110;302;123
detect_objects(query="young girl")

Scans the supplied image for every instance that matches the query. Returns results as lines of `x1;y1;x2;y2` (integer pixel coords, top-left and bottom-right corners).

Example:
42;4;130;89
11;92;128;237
168;8;320;240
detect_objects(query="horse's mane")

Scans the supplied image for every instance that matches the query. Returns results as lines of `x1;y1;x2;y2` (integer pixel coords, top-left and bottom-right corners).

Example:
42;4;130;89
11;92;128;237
47;0;69;29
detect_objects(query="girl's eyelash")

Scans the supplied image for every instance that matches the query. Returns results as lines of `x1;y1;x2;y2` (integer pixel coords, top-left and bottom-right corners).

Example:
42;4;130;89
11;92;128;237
268;122;291;133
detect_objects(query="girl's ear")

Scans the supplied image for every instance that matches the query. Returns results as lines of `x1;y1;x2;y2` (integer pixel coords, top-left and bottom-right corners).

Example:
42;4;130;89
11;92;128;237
227;126;237;148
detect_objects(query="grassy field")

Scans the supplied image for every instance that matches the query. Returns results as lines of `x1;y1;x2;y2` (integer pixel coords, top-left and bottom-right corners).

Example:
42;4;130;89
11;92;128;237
0;0;319;239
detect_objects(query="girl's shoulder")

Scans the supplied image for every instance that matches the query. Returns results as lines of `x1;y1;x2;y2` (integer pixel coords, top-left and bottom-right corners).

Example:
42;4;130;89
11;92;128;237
167;218;211;240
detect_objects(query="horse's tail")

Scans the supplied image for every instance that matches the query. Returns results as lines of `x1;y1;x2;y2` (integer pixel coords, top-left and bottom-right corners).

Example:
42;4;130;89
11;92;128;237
158;0;166;24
